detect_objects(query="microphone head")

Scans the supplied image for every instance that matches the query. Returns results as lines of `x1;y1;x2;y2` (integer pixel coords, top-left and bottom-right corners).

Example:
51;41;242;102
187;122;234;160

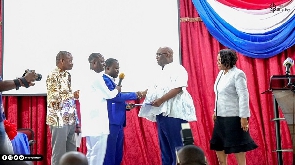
283;57;294;67
119;73;125;79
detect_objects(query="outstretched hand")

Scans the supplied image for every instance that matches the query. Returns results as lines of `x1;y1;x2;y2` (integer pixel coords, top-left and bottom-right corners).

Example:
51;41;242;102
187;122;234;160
23;70;37;86
126;103;135;110
141;89;148;98
136;89;148;99
74;90;80;99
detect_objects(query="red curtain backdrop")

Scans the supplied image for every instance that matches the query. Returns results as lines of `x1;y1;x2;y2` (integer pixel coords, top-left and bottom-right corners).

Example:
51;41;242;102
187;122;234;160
180;0;294;165
1;0;294;165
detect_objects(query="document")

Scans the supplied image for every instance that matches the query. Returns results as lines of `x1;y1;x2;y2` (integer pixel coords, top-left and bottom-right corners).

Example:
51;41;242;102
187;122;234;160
75;133;82;147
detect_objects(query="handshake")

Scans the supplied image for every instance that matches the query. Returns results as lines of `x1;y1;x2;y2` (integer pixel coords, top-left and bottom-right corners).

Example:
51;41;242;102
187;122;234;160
125;89;148;110
136;89;148;100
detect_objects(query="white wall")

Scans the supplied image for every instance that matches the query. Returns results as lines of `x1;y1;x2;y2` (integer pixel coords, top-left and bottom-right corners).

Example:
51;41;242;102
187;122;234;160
2;0;180;95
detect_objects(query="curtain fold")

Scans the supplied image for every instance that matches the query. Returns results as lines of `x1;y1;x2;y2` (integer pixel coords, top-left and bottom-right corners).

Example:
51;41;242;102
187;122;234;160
217;0;290;9
2;96;50;165
206;0;295;33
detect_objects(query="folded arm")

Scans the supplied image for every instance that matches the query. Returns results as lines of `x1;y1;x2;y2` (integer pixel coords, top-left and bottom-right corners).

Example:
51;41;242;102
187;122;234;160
152;87;182;107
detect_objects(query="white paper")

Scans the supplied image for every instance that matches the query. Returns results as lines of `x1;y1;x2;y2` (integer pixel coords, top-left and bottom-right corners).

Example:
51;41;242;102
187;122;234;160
134;103;152;106
75;133;82;147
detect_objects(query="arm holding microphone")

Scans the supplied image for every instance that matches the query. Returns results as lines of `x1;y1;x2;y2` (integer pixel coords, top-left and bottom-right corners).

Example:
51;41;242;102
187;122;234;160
103;72;147;111
117;73;124;87
104;73;145;102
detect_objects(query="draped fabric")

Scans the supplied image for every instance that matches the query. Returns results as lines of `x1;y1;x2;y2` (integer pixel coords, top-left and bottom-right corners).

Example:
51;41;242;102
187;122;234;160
217;0;289;9
0;0;295;165
206;0;295;33
192;0;295;58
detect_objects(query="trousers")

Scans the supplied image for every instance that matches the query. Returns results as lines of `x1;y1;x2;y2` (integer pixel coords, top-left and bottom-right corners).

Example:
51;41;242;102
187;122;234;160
103;125;124;165
86;135;108;165
49;124;76;165
156;115;185;165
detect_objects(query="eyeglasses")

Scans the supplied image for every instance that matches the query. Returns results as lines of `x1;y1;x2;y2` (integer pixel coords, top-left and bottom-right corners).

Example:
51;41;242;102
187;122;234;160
156;53;168;57
89;60;105;66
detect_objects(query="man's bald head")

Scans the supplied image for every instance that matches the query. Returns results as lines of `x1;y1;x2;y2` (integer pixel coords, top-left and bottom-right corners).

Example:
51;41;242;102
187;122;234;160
177;145;206;165
156;46;174;67
159;47;173;55
59;151;88;165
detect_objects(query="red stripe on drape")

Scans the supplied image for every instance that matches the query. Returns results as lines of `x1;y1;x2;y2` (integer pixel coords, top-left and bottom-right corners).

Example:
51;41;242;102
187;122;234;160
216;0;291;10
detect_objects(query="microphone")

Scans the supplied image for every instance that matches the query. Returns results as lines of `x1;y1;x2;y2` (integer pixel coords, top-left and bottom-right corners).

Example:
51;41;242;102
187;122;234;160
117;73;125;86
283;57;294;75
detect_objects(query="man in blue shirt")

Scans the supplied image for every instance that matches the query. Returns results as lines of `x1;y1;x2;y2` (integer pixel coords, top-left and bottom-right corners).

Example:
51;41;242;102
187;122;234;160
102;58;146;165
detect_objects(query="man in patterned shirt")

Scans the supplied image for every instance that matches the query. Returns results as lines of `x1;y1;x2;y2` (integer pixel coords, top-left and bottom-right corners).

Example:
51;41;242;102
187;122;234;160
46;51;80;165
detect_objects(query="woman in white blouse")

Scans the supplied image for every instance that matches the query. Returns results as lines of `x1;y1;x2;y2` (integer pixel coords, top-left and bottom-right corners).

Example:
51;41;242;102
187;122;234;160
210;49;257;165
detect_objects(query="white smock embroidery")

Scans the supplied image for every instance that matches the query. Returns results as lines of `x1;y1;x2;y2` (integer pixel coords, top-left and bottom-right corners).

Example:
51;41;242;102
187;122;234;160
138;62;196;122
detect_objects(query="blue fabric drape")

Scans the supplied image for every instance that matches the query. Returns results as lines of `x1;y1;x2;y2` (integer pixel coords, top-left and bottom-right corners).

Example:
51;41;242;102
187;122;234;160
192;0;295;58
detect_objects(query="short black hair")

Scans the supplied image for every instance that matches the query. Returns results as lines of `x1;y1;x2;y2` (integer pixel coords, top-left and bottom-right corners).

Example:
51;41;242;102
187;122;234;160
88;53;102;62
177;145;206;165
105;58;118;68
56;51;71;65
219;49;238;69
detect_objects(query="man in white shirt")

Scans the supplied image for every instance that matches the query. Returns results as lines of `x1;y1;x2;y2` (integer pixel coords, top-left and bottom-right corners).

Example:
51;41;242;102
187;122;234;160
139;47;197;165
79;53;121;165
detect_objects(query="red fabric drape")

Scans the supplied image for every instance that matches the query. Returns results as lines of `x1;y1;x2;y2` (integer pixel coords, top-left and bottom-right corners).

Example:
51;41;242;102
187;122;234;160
2;97;161;165
216;0;290;9
1;0;294;165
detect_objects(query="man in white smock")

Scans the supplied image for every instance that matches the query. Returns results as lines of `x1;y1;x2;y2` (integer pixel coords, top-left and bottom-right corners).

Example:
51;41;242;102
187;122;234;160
139;47;197;165
79;53;121;165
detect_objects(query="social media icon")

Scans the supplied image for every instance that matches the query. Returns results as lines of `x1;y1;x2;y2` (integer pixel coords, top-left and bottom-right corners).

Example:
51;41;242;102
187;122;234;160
2;155;7;160
19;155;24;161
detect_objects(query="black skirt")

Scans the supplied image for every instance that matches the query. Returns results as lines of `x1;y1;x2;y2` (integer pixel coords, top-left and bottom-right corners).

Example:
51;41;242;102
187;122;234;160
210;116;258;154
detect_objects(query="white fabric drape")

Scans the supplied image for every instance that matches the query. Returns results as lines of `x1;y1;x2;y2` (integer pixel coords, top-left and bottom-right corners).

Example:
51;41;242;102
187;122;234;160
208;0;295;33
